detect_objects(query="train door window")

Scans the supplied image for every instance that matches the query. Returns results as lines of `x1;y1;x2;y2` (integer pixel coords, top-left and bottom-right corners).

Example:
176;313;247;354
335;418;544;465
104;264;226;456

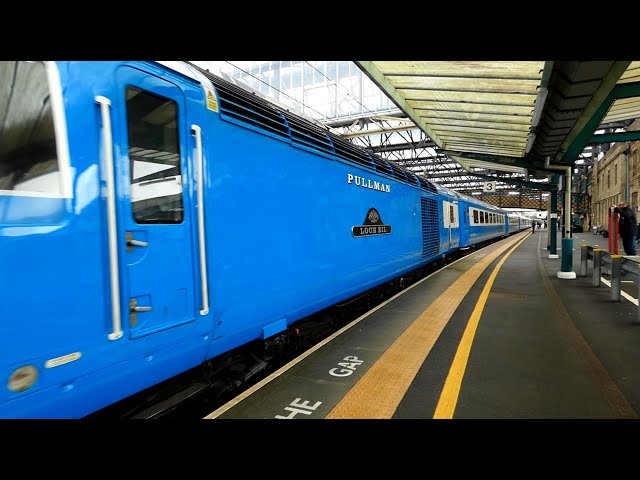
449;205;455;224
126;86;183;224
0;61;67;197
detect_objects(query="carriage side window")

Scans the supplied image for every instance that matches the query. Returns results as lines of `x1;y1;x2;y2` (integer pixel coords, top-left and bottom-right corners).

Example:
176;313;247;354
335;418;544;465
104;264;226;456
0;61;61;195
126;86;183;224
473;209;479;224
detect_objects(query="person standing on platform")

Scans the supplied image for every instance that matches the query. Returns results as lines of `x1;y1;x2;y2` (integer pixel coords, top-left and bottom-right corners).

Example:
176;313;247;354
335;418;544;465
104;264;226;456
531;220;536;234
614;201;638;256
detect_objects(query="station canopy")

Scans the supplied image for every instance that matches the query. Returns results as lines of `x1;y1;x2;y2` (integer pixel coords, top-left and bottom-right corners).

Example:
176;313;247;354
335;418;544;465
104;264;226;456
356;61;640;179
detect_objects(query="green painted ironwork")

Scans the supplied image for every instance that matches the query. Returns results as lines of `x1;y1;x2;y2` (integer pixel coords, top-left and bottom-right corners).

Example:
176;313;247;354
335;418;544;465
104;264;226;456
590;130;640;144
559;69;636;164
561;238;573;272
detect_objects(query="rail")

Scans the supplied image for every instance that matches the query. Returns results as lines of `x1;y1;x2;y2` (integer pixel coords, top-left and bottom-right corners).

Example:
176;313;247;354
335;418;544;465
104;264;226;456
579;244;640;321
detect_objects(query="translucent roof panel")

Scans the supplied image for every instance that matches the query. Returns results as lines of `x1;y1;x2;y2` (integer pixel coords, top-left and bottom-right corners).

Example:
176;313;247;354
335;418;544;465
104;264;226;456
616;61;640;84
357;61;546;158
601;62;640;125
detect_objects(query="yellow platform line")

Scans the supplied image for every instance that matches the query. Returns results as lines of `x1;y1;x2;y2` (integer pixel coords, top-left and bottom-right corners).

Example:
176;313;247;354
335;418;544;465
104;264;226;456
433;234;529;419
326;232;529;419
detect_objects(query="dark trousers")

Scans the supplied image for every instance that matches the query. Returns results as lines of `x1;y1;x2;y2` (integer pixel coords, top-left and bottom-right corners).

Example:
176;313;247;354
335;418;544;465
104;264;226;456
622;234;637;255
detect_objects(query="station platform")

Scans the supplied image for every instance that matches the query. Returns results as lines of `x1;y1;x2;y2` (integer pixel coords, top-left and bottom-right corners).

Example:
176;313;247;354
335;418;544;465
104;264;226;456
203;229;640;420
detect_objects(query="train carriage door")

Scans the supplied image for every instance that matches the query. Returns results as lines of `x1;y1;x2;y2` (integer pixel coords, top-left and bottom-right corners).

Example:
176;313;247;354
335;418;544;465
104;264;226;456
114;66;197;339
443;200;459;249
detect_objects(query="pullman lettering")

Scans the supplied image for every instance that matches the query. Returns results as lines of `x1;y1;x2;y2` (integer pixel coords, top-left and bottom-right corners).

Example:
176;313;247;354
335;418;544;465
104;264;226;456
347;173;390;193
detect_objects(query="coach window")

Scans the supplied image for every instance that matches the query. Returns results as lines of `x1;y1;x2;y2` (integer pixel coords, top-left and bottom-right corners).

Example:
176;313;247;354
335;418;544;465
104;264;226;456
126;86;183;224
473;209;479;224
0;61;66;196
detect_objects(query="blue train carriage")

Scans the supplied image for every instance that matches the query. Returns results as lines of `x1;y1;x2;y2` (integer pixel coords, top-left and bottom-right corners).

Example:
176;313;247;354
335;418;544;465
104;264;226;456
0;60;210;418
456;193;507;248
0;60;451;418
202;62;446;361
420;182;461;257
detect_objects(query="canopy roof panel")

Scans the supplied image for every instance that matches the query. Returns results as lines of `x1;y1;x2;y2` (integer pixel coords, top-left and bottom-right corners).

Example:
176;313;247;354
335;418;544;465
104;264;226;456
357;61;640;176
357;61;546;159
600;63;640;125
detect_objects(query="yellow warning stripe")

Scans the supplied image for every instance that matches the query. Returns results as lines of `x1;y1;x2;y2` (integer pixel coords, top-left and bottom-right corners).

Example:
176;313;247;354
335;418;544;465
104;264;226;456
433;233;529;418
325;232;529;419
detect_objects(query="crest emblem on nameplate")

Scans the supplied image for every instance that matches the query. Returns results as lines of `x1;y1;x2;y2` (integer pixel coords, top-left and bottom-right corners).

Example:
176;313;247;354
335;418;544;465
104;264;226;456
352;208;392;237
